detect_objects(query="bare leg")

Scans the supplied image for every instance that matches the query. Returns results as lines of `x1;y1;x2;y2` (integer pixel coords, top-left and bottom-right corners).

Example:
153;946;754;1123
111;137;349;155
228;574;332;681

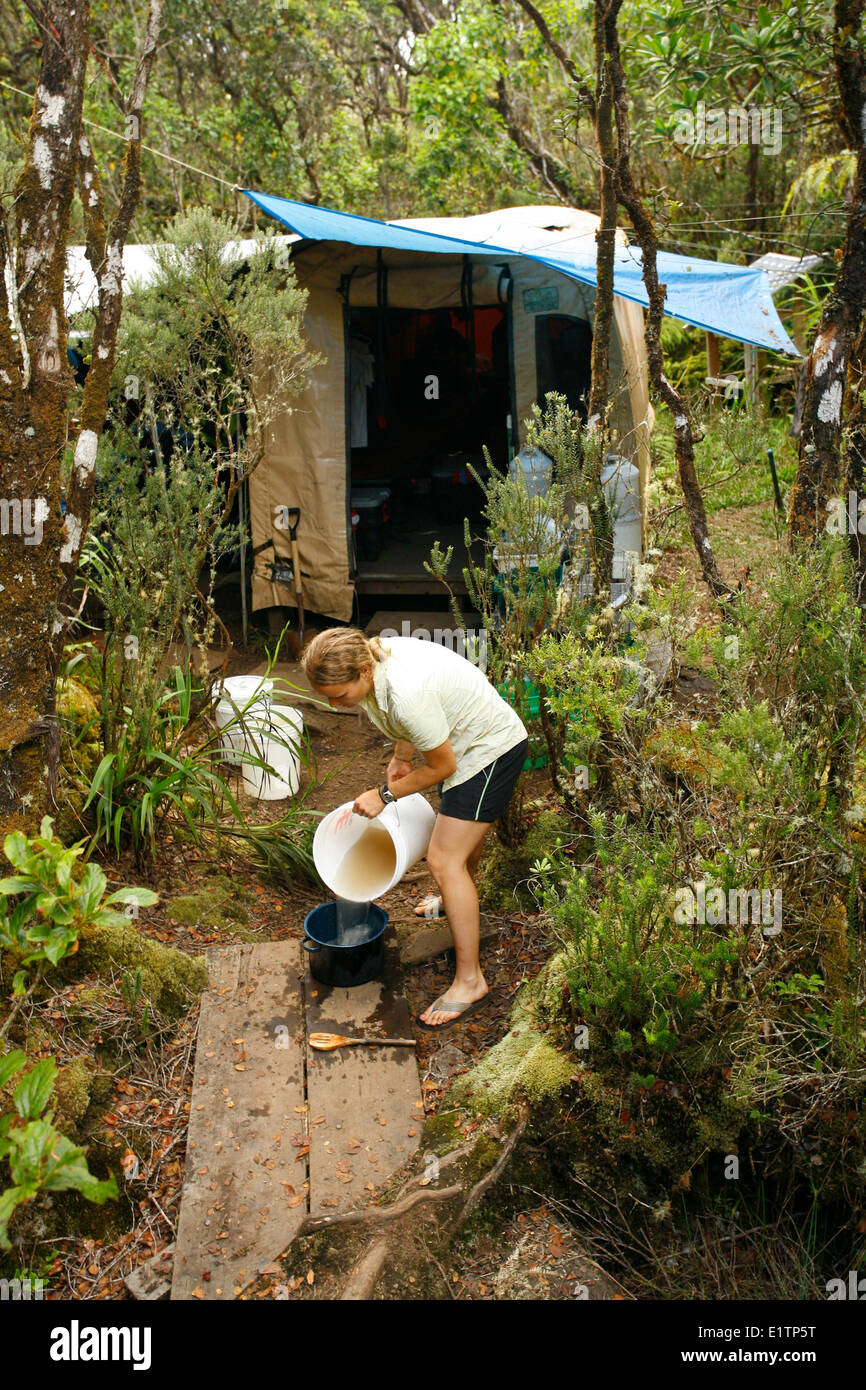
414;831;488;916
419;815;492;1026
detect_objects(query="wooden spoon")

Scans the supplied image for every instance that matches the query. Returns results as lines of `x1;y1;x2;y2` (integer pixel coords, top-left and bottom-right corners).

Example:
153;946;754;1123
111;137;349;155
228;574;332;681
309;1032;416;1051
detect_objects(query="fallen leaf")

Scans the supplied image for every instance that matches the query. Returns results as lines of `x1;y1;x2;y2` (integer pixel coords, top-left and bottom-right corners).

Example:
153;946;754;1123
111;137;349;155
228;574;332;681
294;1105;308;1114
295;1146;310;1161
287;1193;305;1208
306;1269;315;1285
192;1288;204;1300
311;1115;326;1126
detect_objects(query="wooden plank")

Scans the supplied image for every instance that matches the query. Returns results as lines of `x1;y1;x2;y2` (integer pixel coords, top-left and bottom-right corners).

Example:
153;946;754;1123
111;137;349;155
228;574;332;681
171;943;308;1301
304;946;422;1215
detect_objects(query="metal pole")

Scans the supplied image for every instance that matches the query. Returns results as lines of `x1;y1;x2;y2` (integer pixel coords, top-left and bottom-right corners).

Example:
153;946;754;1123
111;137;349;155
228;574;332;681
237;415;248;647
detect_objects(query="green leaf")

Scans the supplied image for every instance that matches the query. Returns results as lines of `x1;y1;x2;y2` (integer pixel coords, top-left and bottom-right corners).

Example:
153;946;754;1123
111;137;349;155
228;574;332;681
0;1185;34;1250
103;885;159;908
0;876;37;896
40;1133;118;1202
82;753;117;810
13;1058;57;1121
0;1049;27;1089
3;832;30;870
7;1118;57;1181
77;862;108;916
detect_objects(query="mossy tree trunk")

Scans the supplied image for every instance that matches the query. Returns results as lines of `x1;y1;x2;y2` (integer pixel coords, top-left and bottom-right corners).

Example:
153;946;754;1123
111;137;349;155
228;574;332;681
788;0;866;554
603;1;733;604
0;0;163;839
846;318;866;611
514;0;731;605
587;0;616;438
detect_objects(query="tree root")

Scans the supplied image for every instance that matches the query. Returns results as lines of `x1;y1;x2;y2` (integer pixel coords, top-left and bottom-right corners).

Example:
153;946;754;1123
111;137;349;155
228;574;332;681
295;1110;530;1298
297;1183;464;1237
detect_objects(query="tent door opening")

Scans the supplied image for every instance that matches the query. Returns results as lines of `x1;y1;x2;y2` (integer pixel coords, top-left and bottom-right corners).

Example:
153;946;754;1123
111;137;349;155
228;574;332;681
346;303;511;594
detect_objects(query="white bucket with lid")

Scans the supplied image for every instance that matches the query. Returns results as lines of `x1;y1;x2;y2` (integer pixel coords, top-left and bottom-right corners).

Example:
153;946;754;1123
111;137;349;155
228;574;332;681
313;793;436;901
240;713;300;800
213;675;274;764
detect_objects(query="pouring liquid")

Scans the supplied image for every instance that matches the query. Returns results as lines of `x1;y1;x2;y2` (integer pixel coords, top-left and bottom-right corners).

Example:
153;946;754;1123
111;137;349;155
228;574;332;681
331;825;397;901
335;896;373;947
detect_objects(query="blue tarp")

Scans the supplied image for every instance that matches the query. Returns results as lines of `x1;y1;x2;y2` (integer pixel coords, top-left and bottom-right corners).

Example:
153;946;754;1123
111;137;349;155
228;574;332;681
244;190;798;356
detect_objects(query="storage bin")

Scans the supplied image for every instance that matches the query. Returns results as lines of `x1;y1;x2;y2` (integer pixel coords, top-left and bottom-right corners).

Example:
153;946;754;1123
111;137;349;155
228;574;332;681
431;461;470;522
350;491;384;560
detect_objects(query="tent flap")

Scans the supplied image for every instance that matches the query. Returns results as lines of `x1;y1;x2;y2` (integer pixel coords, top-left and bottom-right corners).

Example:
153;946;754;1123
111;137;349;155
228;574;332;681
244;191;799;356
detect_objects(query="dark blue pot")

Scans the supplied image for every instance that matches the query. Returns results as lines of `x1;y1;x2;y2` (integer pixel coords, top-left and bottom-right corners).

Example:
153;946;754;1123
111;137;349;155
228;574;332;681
302;902;388;987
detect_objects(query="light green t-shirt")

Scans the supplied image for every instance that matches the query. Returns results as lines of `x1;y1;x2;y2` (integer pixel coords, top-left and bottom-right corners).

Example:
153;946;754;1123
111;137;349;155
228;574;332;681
359;635;528;791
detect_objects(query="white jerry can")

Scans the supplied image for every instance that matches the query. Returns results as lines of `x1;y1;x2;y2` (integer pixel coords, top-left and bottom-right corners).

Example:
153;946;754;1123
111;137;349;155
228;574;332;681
600;453;642;600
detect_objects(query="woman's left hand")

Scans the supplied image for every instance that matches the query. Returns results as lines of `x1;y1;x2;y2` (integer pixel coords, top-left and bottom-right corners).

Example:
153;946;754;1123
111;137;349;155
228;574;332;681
352;787;385;819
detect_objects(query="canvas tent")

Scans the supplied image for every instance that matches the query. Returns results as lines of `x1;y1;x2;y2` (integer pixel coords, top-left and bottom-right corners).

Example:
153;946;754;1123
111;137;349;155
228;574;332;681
65;198;799;627
242;194;798;624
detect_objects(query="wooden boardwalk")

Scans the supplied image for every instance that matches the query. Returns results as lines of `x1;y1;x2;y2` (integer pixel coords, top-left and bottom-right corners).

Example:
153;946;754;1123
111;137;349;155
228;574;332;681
171;941;421;1300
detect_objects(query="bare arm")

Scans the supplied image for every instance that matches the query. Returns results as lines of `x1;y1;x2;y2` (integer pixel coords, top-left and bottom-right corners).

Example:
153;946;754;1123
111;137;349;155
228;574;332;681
351;740;457;819
388;740;456;799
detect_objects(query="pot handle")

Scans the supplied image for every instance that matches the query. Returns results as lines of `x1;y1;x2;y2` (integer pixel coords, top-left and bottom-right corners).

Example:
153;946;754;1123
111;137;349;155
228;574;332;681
302;938;320;952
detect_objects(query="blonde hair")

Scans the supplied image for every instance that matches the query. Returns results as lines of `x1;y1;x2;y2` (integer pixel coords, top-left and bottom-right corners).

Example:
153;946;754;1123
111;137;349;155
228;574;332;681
301;627;387;687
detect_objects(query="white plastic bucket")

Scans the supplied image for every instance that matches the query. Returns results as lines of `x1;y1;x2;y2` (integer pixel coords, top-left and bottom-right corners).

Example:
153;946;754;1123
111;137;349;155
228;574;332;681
240;714;300;800
313;793;436;901
213;676;274;764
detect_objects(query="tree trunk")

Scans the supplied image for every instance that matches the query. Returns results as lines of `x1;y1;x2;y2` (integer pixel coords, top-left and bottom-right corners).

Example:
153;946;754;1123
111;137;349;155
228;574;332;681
603;1;733;603
587;0;617;433
788;0;866;549
845;318;866;611
0;0;164;839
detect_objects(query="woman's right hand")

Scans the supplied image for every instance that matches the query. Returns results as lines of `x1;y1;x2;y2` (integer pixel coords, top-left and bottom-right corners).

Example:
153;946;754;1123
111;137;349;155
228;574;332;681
387;757;412;787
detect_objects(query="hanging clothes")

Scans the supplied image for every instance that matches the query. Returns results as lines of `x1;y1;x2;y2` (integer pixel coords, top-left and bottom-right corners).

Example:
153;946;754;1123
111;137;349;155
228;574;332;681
349;337;376;448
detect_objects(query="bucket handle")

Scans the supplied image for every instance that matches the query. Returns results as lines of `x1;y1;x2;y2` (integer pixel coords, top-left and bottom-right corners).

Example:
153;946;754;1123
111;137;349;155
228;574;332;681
302;938;320;953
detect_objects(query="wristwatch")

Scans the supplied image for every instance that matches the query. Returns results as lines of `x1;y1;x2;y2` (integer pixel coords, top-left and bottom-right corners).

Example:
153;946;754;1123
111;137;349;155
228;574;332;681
379;784;396;805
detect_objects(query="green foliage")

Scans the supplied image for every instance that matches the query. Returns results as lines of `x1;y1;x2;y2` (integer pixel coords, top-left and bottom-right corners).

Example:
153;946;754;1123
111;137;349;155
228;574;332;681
549;814;745;1070
120;967;151;1039
0;1052;116;1250
0;817;157;995
66;211;319;862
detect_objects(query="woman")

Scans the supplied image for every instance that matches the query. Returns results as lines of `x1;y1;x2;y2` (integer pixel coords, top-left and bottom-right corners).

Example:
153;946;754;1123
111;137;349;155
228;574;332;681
301;628;529;1030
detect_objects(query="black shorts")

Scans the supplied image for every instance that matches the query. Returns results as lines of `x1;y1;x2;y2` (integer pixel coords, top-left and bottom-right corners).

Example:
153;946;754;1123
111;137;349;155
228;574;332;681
437;738;529;823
